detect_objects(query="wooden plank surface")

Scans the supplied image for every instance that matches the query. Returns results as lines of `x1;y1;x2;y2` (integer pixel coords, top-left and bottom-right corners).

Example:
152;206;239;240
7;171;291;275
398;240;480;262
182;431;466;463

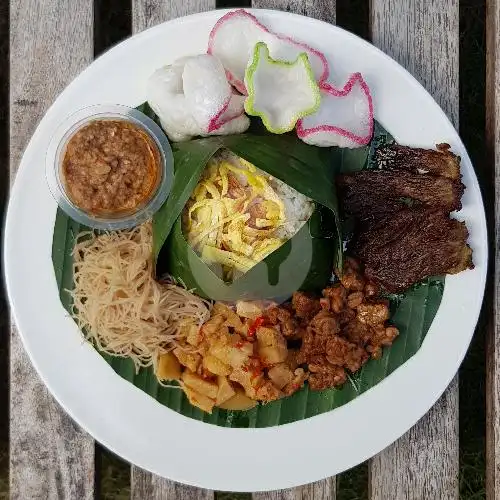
253;479;336;500
251;0;335;23
9;1;95;499
130;470;214;500
369;1;460;498
250;2;336;500
130;3;216;499
486;0;500;497
132;0;216;31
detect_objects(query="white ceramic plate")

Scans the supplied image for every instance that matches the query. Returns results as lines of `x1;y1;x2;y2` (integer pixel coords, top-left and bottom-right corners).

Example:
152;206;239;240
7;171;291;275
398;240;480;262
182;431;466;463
4;9;488;492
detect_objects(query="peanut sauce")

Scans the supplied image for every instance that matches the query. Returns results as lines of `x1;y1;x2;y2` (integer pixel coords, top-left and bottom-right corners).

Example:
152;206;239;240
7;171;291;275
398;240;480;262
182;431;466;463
62;120;161;216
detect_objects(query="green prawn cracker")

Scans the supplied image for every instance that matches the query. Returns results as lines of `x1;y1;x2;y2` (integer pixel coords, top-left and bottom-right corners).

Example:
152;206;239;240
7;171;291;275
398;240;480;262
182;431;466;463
244;42;321;134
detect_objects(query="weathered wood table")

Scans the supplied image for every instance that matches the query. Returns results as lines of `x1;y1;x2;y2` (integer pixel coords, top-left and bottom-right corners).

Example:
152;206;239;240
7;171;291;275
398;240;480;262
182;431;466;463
8;0;500;498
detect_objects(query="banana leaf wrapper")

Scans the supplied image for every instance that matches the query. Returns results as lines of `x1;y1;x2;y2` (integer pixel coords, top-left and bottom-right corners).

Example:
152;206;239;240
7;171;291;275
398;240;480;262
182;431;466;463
152;128;341;301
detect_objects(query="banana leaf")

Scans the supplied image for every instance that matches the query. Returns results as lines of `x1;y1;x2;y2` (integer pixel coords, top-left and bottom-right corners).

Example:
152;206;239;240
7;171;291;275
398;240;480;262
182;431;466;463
166;206;334;301
51;110;444;428
152;129;340;299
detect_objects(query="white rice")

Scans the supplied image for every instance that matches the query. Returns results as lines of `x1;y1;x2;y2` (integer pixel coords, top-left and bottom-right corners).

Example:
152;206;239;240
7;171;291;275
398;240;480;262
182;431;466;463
269;176;314;239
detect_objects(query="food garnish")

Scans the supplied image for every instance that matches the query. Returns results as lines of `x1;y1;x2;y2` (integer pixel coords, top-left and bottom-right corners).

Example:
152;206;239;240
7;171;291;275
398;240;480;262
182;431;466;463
62;119;161;216
147;54;249;142
244;42;321;134
297;73;374;148
207;9;329;94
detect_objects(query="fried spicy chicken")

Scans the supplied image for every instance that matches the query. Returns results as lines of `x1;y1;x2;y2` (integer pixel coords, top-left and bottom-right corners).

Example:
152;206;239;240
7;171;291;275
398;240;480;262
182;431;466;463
263;257;399;391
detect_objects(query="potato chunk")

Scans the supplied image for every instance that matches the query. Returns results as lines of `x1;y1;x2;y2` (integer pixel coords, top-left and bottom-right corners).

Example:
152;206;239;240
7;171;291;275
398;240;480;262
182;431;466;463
203;354;231;376
182;383;215;414
173;348;201;373
181;370;218;399
259;345;288;366
229;368;262;399
202;314;225;335
218;389;257;411
255;381;282;402
268;363;293;389
236;301;264;319
256;326;281;347
156;351;181;381
216;376;236;405
283;368;308;396
255;326;288;366
209;344;249;369
213;302;244;330
182;322;202;347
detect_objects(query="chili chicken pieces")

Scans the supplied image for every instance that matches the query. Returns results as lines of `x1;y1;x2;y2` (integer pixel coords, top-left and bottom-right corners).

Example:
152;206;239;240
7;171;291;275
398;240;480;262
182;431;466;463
269;257;399;390
160;257;399;413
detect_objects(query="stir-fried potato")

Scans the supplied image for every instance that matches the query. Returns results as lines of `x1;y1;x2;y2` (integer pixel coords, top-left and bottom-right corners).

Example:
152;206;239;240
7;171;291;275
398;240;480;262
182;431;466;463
172;301;306;413
181;322;202;347
218;388;257;411
268;363;294;389
256;326;288;365
209;343;249;368
236;300;264;319
203;354;232;376
173;348;201;373
216;376;236;405
181;383;216;414
182;370;218;399
156;352;181;381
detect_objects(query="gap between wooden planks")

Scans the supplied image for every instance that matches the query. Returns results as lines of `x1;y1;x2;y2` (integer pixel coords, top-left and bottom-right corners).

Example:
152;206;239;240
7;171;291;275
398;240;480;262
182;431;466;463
486;0;500;498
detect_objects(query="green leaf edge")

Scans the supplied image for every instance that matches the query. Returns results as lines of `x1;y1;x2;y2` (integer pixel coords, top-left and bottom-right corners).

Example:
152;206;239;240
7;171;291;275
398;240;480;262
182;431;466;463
166;205;336;301
153;138;223;259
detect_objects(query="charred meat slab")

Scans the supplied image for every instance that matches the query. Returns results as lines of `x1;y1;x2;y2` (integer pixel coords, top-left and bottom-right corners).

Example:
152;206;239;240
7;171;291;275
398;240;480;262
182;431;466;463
352;208;473;292
338;143;473;292
338;169;465;215
375;143;461;180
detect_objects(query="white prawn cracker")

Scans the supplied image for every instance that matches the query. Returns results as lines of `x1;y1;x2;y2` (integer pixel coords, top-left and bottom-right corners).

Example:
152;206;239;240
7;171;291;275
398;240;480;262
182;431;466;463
297;73;374;148
183;55;233;132
208;9;329;94
147;54;249;142
244;42;321;134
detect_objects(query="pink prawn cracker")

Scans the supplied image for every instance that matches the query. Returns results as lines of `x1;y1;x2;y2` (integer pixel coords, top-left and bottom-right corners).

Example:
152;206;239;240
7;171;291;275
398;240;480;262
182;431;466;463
208;9;330;95
297;73;374;148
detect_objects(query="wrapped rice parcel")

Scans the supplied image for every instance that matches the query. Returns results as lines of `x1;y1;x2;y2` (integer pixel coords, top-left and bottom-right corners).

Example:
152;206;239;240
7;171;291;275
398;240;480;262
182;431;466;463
152;131;341;301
